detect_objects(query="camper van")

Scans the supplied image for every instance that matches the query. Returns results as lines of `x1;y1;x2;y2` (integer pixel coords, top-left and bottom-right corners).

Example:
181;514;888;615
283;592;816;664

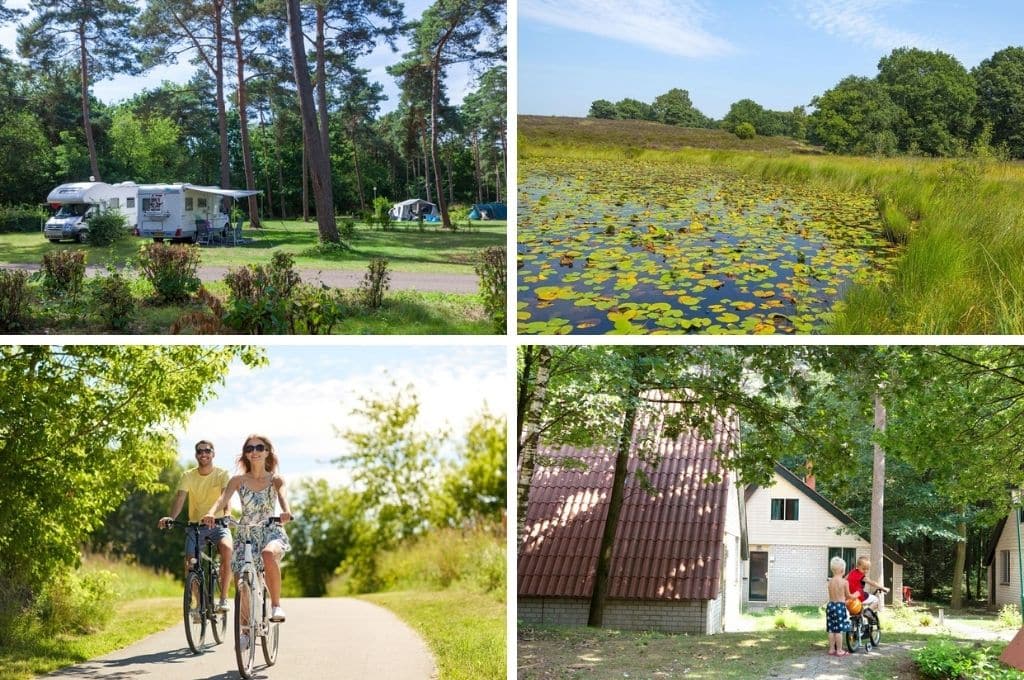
44;181;138;243
135;184;260;243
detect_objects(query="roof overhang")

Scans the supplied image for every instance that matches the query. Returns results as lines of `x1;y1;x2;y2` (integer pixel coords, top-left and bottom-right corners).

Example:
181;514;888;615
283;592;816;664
182;184;262;199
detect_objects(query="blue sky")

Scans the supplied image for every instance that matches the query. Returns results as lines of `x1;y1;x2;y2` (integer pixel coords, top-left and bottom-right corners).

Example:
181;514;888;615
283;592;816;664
0;0;485;111
519;0;1022;119
167;345;508;498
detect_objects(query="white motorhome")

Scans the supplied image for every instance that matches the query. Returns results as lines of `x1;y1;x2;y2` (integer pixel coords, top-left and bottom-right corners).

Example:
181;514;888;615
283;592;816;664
135;184;260;243
44;181;138;243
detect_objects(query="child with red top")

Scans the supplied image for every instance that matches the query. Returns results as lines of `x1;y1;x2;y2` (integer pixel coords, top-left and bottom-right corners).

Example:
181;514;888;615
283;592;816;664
847;556;889;612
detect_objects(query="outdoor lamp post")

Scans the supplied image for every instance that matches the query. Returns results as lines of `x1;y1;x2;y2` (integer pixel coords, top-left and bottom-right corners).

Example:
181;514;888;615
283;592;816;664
373;186;377;202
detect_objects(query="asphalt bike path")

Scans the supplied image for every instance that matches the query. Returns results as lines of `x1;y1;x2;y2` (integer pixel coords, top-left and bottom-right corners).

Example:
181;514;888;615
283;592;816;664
0;263;479;295
43;597;437;679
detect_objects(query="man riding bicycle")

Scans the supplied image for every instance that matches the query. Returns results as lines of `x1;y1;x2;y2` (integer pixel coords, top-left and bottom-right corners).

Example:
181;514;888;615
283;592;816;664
158;440;234;612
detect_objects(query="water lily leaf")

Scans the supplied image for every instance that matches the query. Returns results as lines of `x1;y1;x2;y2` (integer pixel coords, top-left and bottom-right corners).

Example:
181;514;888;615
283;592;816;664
716;313;740;323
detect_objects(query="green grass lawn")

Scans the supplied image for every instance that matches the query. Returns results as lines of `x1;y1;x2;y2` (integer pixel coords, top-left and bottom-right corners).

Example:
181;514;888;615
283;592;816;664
360;590;505;680
0;218;506;274
0;556;180;680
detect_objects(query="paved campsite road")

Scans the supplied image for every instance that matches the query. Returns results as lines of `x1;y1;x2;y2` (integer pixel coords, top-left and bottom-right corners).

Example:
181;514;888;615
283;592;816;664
44;598;437;680
0;263;479;295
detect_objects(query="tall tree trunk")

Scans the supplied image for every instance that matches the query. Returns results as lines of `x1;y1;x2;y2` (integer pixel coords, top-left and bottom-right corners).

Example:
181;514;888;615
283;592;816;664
214;0;229;188
231;0;260;227
517;345;551;550
923;536;933;598
497;119;507;202
302;139;309;221
78;22;100;180
472;133;483;203
445;147;454;206
420;128;432;203
589;373;644;627
258;106;274;216
352;135;366;211
952;517;967;609
517;346;536;450
315;5;330;154
428;50;451;229
286;0;338;241
871;391;885;608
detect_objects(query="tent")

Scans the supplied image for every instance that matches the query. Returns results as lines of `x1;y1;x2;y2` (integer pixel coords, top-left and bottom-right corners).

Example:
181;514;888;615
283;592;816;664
469;202;507;220
389;198;439;221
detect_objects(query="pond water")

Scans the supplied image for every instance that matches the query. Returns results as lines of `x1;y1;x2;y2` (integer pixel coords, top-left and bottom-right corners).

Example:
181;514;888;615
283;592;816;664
517;157;901;334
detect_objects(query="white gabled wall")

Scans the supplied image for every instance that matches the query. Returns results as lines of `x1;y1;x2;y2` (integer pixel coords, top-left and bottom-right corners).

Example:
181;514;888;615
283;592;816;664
990;513;1024;609
744;473;904;607
721;476;743;630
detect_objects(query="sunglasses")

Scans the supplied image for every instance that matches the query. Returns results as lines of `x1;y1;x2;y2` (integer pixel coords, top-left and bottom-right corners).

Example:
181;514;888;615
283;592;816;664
243;443;267;453
196;448;213;454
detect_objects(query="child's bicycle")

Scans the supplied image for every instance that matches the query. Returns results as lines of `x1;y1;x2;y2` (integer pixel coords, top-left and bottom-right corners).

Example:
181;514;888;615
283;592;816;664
845;587;888;653
224;516;282;679
161;518;229;653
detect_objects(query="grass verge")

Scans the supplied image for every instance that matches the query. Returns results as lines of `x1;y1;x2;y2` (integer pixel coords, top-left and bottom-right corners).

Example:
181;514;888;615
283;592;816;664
0;556;179;680
360;590;505;680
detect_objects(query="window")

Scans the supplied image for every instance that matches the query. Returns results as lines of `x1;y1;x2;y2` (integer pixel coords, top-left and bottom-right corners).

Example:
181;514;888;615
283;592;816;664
827;547;857;577
109;198;119;209
126;197;135;208
770;498;799;521
185;197;193;211
197;197;208;209
1001;550;1011;584
1019;508;1024;524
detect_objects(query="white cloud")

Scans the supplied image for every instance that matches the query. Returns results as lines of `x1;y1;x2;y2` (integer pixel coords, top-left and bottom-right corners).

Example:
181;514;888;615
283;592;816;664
521;0;734;59
797;0;935;51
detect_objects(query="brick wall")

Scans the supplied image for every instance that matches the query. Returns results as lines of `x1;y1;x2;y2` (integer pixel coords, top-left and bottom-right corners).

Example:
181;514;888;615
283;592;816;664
518;597;722;634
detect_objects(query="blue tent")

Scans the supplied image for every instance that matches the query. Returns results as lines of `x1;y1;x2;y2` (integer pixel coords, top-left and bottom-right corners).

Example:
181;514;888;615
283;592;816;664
469;202;507;220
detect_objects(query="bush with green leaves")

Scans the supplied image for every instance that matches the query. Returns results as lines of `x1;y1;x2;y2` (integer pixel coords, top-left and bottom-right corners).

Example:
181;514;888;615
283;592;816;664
223;251;301;334
33;568;115;635
998;603;1021;628
137;243;201;303
359;257;390;309
89;268;136;331
290;283;346;334
0;204;47;233
913;637;1018;680
0;269;31;331
340;219;357;241
474;246;506;334
86;209;129;247
374;196;392;230
41;249;86;298
734;122;756;139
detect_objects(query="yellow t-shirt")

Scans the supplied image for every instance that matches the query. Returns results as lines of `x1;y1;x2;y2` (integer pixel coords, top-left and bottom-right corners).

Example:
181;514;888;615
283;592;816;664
178;467;230;522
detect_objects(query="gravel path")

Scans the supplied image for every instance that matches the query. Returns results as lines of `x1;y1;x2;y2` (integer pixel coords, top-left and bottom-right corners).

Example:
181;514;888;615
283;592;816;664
42;597;437;679
763;641;920;680
0;263;479;295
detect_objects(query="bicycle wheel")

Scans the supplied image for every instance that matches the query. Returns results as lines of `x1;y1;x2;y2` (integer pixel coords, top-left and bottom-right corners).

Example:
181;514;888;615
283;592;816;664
234;572;258;678
183;571;206;653
261;583;279;666
868;611;881;648
844;619;859;653
208;562;227;644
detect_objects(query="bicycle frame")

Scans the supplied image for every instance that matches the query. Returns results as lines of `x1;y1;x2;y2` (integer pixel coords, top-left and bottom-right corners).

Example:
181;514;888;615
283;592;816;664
225;516;281;679
162;518;229;653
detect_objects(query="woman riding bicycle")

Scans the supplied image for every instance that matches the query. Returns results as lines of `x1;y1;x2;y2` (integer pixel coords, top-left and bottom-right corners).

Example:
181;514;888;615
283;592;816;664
203;434;292;623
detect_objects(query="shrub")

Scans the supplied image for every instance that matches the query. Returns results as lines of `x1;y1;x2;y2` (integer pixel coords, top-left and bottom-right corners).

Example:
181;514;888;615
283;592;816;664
0;269;31;331
359;257;390;309
290;283;346;334
772;607;801;630
137;243;202;303
86;209;129;247
34;568;116;635
171;286;228;334
340;219;357;241
734;122;756;139
374;196;392;230
0;204;47;233
998;603;1021;629
474;246;506;334
223;252;301;334
41;249;86;298
912;637;1017;680
301;240;350;258
89;268;136;331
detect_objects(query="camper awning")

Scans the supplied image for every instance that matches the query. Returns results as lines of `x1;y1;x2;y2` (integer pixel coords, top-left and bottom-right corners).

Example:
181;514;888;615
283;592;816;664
181;184;262;198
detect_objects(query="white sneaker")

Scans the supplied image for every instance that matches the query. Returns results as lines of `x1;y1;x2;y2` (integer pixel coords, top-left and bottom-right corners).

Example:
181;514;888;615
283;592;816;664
270;606;286;622
238;631;250;649
217;598;230;612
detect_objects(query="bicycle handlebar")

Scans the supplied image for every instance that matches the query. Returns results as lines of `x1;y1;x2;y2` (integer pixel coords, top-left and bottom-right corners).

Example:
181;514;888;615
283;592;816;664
161;517;230;530
222;516;282;529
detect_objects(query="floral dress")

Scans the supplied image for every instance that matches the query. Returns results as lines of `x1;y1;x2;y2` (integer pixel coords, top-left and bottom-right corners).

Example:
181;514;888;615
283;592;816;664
230;479;291;575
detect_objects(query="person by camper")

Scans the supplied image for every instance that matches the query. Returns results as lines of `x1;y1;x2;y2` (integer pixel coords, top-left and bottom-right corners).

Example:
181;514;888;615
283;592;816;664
203;434;292;624
826;556;854;656
158;440;234;612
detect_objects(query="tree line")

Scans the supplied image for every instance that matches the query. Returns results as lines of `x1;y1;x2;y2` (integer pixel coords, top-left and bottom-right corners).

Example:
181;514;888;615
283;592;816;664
518;346;1024;625
0;0;506;237
587;45;1024;159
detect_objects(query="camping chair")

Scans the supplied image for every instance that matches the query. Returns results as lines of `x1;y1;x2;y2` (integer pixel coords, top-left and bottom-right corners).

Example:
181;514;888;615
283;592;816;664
196;220;213;246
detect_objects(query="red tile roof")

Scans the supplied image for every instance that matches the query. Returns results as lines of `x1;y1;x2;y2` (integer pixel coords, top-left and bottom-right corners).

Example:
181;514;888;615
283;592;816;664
519;403;738;602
